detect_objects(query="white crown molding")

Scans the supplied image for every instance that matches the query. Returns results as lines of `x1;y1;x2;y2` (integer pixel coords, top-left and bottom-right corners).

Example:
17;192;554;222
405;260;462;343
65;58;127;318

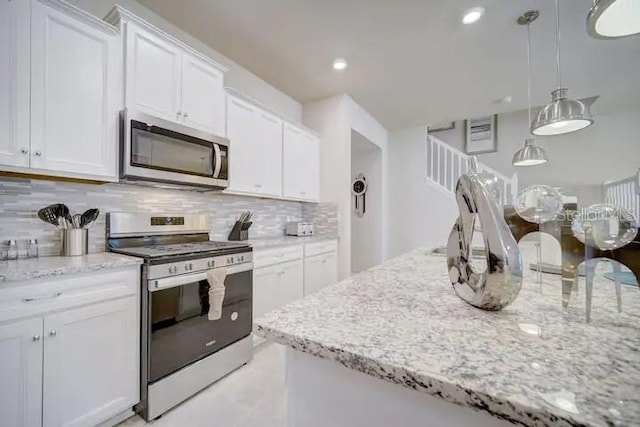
104;5;228;73
38;0;119;35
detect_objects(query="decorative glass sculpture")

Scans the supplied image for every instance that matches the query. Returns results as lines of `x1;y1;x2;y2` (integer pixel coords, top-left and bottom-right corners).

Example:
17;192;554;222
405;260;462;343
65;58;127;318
571;204;639;250
515;185;564;224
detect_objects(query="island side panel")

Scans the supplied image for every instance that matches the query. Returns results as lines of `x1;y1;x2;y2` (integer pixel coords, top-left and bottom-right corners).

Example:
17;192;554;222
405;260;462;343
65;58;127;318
286;348;515;427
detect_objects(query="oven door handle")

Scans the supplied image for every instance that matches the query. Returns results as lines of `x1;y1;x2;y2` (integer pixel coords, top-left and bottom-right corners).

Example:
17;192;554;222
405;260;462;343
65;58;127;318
150;263;252;292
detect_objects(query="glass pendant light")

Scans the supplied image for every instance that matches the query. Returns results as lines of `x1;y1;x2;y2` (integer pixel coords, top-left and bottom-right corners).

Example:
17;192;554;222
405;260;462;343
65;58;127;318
587;0;640;39
531;0;594;136
513;11;548;167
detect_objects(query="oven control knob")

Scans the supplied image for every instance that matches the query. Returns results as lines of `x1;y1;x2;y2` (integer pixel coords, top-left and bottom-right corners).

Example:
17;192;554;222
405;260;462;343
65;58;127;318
227;257;233;264
207;260;214;268
185;263;193;271
169;265;178;274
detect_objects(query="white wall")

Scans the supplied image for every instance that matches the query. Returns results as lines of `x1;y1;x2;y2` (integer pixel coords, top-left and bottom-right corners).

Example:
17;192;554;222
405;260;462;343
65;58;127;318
388;127;458;257
303;95;388;278
432;106;640;201
351;131;383;273
67;0;301;121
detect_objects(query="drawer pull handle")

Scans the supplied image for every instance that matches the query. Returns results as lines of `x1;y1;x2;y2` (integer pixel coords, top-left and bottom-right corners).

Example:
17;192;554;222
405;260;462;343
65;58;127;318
23;292;62;302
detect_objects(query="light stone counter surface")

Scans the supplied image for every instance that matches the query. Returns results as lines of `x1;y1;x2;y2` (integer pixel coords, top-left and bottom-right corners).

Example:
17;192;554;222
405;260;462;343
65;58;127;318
256;249;640;427
0;252;143;284
241;235;338;250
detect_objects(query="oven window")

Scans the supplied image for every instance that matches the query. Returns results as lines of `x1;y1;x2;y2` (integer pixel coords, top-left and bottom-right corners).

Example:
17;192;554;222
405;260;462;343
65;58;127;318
148;270;252;383
131;121;214;177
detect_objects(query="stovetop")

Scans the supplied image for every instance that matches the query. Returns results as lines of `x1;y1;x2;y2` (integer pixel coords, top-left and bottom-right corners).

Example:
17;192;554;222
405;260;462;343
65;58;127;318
112;240;251;259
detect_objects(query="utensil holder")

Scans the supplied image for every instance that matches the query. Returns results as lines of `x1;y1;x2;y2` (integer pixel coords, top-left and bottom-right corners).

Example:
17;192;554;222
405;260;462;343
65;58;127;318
228;221;252;241
61;229;88;256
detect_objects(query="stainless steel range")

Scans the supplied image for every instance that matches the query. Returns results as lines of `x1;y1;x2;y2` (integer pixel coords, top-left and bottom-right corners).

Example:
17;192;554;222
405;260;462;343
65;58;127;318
106;213;253;421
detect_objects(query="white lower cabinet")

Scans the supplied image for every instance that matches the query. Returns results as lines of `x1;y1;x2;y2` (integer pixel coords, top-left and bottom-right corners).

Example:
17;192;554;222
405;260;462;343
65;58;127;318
304;241;339;296
253;241;338;332
0;267;140;427
253;246;305;346
42;297;137;427
0;318;43;427
253;260;304;320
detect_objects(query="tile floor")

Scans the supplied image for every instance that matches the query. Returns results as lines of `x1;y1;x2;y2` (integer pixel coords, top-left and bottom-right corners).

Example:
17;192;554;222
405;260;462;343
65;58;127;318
118;343;287;427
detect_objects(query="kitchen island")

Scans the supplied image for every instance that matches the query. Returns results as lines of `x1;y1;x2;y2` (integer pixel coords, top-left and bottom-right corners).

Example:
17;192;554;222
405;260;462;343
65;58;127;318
255;249;640;427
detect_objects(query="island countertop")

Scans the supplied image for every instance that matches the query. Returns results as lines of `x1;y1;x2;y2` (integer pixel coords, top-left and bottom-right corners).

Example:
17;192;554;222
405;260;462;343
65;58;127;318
256;249;640;427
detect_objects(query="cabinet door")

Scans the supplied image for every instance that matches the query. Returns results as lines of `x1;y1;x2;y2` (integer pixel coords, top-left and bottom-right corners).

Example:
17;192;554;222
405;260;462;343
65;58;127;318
255;109;283;197
253;266;278;322
323;251;338;287
276;260;304;307
226;95;258;193
30;1;119;178
282;124;305;199
125;23;181;122
181;53;225;136
0;318;43;427
0;0;30;168
43;297;138;427
283;124;320;201
300;131;320;201
304;254;325;296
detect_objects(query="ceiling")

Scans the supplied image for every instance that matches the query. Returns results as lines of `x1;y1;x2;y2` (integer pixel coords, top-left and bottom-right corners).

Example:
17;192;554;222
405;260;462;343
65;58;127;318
137;0;640;130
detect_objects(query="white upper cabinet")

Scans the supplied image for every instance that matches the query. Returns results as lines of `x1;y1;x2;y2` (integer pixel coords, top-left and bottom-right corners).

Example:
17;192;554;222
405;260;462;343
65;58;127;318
226;95;258;194
125;22;181;122
283;124;320;201
255;109;284;196
0;318;43;427
29;0;120;179
181;53;226;136
119;15;227;135
0;0;119;181
226;94;283;197
0;0;30;168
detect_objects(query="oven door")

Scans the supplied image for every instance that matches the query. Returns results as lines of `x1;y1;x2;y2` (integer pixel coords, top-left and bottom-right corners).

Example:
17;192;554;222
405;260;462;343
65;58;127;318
147;263;252;383
121;110;229;189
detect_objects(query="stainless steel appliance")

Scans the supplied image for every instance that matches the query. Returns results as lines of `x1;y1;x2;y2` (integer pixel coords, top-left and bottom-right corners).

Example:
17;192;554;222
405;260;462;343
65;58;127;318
120;109;229;190
285;221;315;236
107;213;253;420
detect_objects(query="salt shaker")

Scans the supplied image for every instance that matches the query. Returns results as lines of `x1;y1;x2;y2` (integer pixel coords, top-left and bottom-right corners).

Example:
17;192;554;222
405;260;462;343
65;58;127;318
7;239;18;260
27;239;39;258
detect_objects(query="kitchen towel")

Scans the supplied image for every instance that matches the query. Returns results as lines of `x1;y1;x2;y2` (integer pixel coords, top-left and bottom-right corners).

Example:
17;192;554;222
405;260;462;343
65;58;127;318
206;269;227;321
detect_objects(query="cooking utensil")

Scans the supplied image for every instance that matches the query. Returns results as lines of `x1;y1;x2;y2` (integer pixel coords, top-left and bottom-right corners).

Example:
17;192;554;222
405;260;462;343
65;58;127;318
37;205;60;227
80;208;99;229
72;214;82;229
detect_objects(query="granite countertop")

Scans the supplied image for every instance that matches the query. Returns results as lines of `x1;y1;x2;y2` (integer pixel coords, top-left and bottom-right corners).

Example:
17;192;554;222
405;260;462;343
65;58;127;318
241;234;338;250
256;249;640;427
0;252;143;284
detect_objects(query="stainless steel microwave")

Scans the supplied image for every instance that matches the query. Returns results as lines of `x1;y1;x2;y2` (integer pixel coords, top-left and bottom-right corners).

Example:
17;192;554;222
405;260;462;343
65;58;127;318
120;110;229;190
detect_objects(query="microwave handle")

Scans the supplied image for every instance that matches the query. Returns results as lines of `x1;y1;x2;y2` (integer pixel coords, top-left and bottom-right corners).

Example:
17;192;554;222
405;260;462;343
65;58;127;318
150;263;252;292
213;143;222;178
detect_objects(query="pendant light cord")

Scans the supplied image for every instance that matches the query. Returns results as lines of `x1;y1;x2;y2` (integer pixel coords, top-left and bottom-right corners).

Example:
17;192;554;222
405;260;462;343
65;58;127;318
555;0;562;89
527;22;532;136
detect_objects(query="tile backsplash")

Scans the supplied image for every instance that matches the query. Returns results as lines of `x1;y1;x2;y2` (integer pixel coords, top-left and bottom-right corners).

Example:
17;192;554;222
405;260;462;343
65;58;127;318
0;178;338;256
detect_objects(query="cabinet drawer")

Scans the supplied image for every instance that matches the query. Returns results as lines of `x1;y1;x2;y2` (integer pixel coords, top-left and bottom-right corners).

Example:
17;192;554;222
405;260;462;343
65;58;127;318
304;240;338;257
0;268;139;324
253;245;303;269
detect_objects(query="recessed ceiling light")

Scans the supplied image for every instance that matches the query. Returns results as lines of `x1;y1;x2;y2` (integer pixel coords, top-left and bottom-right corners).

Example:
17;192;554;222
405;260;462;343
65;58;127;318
332;58;348;71
462;7;485;24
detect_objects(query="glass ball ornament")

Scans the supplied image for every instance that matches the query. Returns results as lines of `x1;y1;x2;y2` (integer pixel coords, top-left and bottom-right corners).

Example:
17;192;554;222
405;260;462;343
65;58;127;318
515;185;564;224
571;204;638;250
